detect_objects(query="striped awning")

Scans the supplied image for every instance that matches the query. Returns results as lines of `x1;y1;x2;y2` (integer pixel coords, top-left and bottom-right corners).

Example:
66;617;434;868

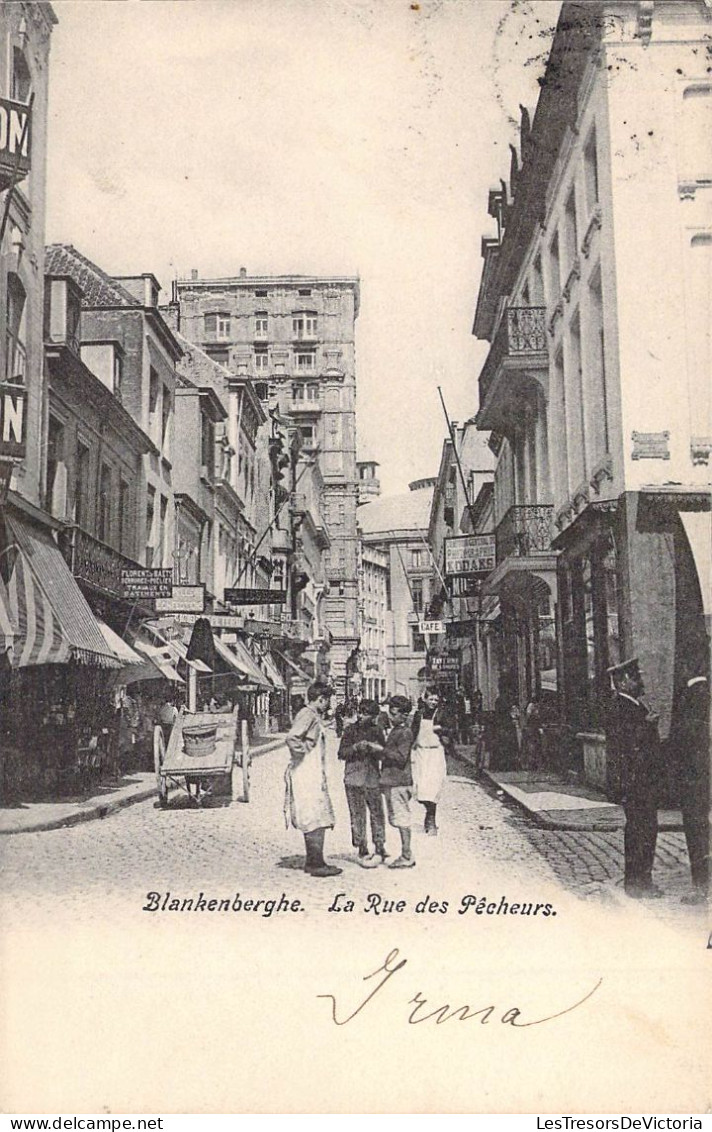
259;649;286;691
0;513;122;668
212;635;273;689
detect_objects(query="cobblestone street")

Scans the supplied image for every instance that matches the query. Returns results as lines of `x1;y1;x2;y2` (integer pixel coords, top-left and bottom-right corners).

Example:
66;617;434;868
0;736;700;922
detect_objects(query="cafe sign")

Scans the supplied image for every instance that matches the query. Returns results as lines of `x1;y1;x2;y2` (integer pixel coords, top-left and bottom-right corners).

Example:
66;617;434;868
444;534;496;578
418;620;444;635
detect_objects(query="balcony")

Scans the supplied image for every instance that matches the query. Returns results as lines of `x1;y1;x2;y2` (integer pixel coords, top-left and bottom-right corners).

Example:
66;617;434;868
59;524;145;602
495;505;554;563
289;398;321;414
477;307;547;432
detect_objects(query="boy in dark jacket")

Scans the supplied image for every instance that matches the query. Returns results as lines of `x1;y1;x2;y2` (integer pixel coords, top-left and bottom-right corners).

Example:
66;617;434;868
338;699;387;867
376;695;415;869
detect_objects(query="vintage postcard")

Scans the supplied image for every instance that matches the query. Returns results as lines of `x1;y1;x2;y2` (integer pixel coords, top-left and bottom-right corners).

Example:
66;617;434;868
0;0;710;1117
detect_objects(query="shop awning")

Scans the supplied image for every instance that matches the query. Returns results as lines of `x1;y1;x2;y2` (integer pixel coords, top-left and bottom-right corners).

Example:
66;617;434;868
273;648;312;686
213;635;273;689
131;639;184;683
259;650;287;691
1;513;122;668
96;620;144;666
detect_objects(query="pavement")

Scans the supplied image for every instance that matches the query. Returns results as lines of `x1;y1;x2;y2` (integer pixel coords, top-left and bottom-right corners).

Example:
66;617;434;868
453;745;683;832
0;731;288;835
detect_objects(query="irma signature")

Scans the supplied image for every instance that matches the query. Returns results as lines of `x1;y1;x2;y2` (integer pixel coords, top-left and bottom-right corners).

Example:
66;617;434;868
317;948;602;1028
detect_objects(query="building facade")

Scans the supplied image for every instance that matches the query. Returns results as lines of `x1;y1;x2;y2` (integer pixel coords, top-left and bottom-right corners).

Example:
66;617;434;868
358;480;435;703
171;269;361;694
473;0;711;789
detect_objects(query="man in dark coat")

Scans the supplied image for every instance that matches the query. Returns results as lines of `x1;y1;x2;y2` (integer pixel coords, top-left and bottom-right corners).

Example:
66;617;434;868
606;658;662;898
672;667;710;904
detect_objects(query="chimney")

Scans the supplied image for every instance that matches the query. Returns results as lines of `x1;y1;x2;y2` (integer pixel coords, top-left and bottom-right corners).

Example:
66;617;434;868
190;268;198;281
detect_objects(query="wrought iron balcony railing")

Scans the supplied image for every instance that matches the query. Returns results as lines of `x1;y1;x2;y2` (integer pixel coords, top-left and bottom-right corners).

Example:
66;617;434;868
478;306;547;409
495;504;554;563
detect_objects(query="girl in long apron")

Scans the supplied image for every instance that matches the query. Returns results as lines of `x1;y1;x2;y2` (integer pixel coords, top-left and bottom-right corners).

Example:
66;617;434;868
411;688;454;835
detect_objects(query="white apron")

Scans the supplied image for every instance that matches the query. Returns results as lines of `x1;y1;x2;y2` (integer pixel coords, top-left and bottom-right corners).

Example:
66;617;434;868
412;716;447;803
284;708;335;833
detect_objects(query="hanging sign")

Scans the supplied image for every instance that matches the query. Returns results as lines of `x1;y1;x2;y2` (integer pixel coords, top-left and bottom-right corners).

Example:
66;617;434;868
419;620;444;635
0;382;26;459
444;534;496;577
120;568;173;600
224;587;288;605
155;584;206;614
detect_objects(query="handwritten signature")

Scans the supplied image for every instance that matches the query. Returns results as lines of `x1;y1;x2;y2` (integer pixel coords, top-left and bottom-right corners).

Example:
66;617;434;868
318;948;602;1027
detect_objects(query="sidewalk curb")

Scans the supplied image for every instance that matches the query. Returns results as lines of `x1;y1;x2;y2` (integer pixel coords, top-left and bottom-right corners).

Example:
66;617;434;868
0;781;164;837
1;738;289;836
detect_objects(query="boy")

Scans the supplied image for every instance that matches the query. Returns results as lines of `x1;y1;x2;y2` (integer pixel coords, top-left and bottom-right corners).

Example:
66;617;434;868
377;695;416;869
338;699;387;867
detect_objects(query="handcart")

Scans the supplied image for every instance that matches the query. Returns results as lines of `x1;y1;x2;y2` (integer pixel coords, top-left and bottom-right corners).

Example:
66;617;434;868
153;705;250;808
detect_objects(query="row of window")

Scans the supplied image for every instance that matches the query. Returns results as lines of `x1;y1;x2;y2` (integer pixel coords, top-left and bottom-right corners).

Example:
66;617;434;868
204;311;319;342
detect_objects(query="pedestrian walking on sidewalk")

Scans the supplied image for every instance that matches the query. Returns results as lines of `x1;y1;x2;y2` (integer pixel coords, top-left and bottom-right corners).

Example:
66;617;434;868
284;680;342;878
411;687;454;836
338;698;388;867
671;663;710;905
606;658;662;899
378;695;416;868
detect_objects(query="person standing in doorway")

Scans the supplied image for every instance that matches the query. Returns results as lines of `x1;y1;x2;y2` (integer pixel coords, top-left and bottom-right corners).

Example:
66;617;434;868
672;663;710;905
284;680;342;878
411;687;455;835
606;658;662;898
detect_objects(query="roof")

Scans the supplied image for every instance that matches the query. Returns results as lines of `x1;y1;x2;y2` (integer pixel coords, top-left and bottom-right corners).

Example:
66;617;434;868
358;486;434;536
45;245;142;309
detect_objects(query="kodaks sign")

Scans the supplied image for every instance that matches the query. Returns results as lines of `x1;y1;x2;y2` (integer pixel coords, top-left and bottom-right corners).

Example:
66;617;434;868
0;383;27;460
444;534;496;578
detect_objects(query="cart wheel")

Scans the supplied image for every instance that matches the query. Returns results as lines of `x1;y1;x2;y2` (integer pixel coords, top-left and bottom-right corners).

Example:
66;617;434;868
153;726;168;808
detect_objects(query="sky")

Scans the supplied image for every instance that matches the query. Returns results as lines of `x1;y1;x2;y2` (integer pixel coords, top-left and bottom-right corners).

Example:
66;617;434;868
45;0;562;496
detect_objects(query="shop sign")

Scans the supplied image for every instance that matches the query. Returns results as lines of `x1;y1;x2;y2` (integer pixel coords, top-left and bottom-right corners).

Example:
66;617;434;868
444;534;495;577
449;576;481;598
0;97;31;187
121;568;173;600
429;655;460;672
224;587;287;605
175;613;244;629
446;619;476;641
155;584;205;614
0;382;26;459
419;619;444;635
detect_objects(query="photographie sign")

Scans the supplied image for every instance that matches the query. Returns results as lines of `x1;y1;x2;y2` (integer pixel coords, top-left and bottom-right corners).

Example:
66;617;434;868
224;587;287;605
0;97;31;185
444;534;496;577
154;584;206;614
418;619;444;635
0;382;26;460
120;568;173;600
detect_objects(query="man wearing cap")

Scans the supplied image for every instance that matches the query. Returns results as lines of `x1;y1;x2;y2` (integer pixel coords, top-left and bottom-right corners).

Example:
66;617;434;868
606;658;662;898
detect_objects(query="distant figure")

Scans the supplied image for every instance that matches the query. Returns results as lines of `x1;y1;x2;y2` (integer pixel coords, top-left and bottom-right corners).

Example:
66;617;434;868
490;692;519;771
520;700;544;770
606;658;662;899
411;686;455;836
284;681;341;878
671;666;710;905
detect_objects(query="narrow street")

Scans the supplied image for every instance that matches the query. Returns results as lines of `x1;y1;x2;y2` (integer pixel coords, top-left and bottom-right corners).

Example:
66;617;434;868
0;733;697;922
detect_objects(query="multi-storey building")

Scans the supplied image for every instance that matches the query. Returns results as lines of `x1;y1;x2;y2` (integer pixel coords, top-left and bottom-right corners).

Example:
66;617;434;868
1;2;56;504
45;245;181;578
172;269;360;694
358;479;435;702
426;424;495;699
473;0;711;789
358;543;389;701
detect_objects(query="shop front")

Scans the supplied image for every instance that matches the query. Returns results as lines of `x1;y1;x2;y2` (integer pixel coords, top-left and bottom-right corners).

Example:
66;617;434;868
0;502;125;800
553;492;710;799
